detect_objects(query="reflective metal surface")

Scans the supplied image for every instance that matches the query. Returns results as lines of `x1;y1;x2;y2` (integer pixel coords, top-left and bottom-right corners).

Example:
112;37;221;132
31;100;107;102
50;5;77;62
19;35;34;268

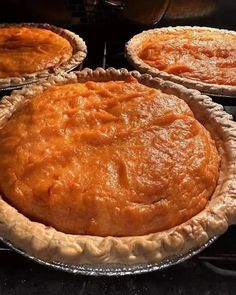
0;236;217;276
0;63;81;92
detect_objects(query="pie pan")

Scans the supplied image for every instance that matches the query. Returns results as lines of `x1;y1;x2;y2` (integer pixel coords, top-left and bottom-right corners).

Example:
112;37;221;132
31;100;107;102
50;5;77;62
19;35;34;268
0;68;236;275
0;23;87;90
0;236;218;276
125;26;236;97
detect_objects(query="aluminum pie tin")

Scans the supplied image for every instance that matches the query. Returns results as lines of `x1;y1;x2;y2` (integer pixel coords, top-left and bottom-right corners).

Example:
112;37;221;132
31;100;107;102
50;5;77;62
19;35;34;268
203;92;236;99
0;236;217;276
0;63;82;93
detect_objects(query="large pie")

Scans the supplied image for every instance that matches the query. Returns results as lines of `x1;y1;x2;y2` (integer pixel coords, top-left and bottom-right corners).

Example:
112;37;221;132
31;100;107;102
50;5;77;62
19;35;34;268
0;23;87;89
126;26;236;96
0;68;235;265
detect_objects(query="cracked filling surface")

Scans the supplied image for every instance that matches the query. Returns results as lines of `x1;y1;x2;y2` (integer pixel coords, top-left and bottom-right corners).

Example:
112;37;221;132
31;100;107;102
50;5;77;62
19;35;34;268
139;29;236;86
0;78;220;236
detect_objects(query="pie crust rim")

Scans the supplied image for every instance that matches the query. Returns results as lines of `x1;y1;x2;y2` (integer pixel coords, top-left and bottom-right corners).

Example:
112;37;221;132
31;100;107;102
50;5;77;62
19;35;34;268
0;23;87;89
125;26;236;96
0;67;236;265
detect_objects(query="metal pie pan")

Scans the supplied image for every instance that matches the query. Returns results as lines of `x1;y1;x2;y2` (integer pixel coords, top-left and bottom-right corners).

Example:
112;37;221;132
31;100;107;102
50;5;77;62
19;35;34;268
0;236;217;276
203;92;236;99
0;63;82;93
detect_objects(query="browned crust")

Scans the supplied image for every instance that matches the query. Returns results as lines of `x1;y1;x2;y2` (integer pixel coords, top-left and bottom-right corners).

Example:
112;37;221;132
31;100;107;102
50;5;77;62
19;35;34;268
0;23;87;89
0;67;236;265
125;26;236;96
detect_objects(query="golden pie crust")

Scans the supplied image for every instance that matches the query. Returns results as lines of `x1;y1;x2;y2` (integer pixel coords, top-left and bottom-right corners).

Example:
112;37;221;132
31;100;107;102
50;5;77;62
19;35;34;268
0;23;87;89
0;68;236;265
126;26;236;96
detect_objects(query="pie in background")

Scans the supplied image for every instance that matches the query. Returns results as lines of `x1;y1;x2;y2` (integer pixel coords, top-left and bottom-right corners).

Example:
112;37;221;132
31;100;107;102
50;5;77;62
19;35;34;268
126;27;236;96
0;23;87;89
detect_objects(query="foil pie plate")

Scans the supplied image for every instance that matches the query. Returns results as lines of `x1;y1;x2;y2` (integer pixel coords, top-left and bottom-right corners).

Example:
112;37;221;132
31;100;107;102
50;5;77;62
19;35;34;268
0;236;217;276
0;63;82;93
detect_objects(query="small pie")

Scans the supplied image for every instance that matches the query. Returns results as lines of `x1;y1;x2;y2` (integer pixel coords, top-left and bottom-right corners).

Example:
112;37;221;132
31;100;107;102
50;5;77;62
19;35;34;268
126;26;236;96
0;68;235;265
0;23;87;89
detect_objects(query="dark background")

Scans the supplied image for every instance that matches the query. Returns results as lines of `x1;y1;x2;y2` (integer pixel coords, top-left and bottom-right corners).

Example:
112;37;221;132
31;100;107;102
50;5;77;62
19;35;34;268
0;0;236;294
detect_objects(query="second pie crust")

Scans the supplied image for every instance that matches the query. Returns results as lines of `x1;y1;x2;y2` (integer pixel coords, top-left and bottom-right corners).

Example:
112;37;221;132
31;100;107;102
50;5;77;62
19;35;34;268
0;68;236;265
125;26;236;96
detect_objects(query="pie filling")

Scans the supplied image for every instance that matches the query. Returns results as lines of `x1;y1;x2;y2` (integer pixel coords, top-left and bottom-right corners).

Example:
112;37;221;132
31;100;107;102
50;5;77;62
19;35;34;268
0;27;73;78
139;30;236;86
0;78;220;236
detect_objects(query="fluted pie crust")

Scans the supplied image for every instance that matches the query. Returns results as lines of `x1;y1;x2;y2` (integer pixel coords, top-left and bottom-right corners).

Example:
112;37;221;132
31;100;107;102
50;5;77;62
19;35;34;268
0;23;87;89
0;68;236;265
126;26;236;96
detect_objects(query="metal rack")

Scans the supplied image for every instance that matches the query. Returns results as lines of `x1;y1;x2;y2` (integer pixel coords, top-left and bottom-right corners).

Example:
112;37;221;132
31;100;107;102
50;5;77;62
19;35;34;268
63;0;126;24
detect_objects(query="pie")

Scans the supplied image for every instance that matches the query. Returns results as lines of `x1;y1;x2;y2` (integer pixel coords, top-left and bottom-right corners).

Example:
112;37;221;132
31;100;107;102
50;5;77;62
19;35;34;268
0;23;87;89
0;68;235;265
126;26;236;96
0;73;220;237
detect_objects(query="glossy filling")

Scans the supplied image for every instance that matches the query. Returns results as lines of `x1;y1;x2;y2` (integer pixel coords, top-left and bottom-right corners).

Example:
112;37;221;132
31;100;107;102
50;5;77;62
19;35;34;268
139;30;236;86
0;27;73;78
0;78;220;236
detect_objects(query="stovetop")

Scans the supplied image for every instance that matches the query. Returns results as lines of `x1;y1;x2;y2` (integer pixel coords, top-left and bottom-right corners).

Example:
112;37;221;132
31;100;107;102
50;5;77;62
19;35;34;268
0;0;236;294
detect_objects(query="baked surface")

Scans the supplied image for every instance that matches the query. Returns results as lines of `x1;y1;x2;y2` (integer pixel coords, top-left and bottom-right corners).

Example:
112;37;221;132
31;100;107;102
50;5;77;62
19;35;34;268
139;30;236;86
126;27;236;96
0;26;73;78
0;77;220;236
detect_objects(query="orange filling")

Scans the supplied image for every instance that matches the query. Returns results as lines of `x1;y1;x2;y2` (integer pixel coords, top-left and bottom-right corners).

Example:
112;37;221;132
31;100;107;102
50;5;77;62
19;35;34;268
139;30;236;86
0;78;220;236
0;27;73;78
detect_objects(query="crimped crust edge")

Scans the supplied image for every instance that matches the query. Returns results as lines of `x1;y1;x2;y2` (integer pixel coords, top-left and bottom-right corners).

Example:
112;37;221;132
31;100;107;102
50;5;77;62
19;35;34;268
0;67;235;265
